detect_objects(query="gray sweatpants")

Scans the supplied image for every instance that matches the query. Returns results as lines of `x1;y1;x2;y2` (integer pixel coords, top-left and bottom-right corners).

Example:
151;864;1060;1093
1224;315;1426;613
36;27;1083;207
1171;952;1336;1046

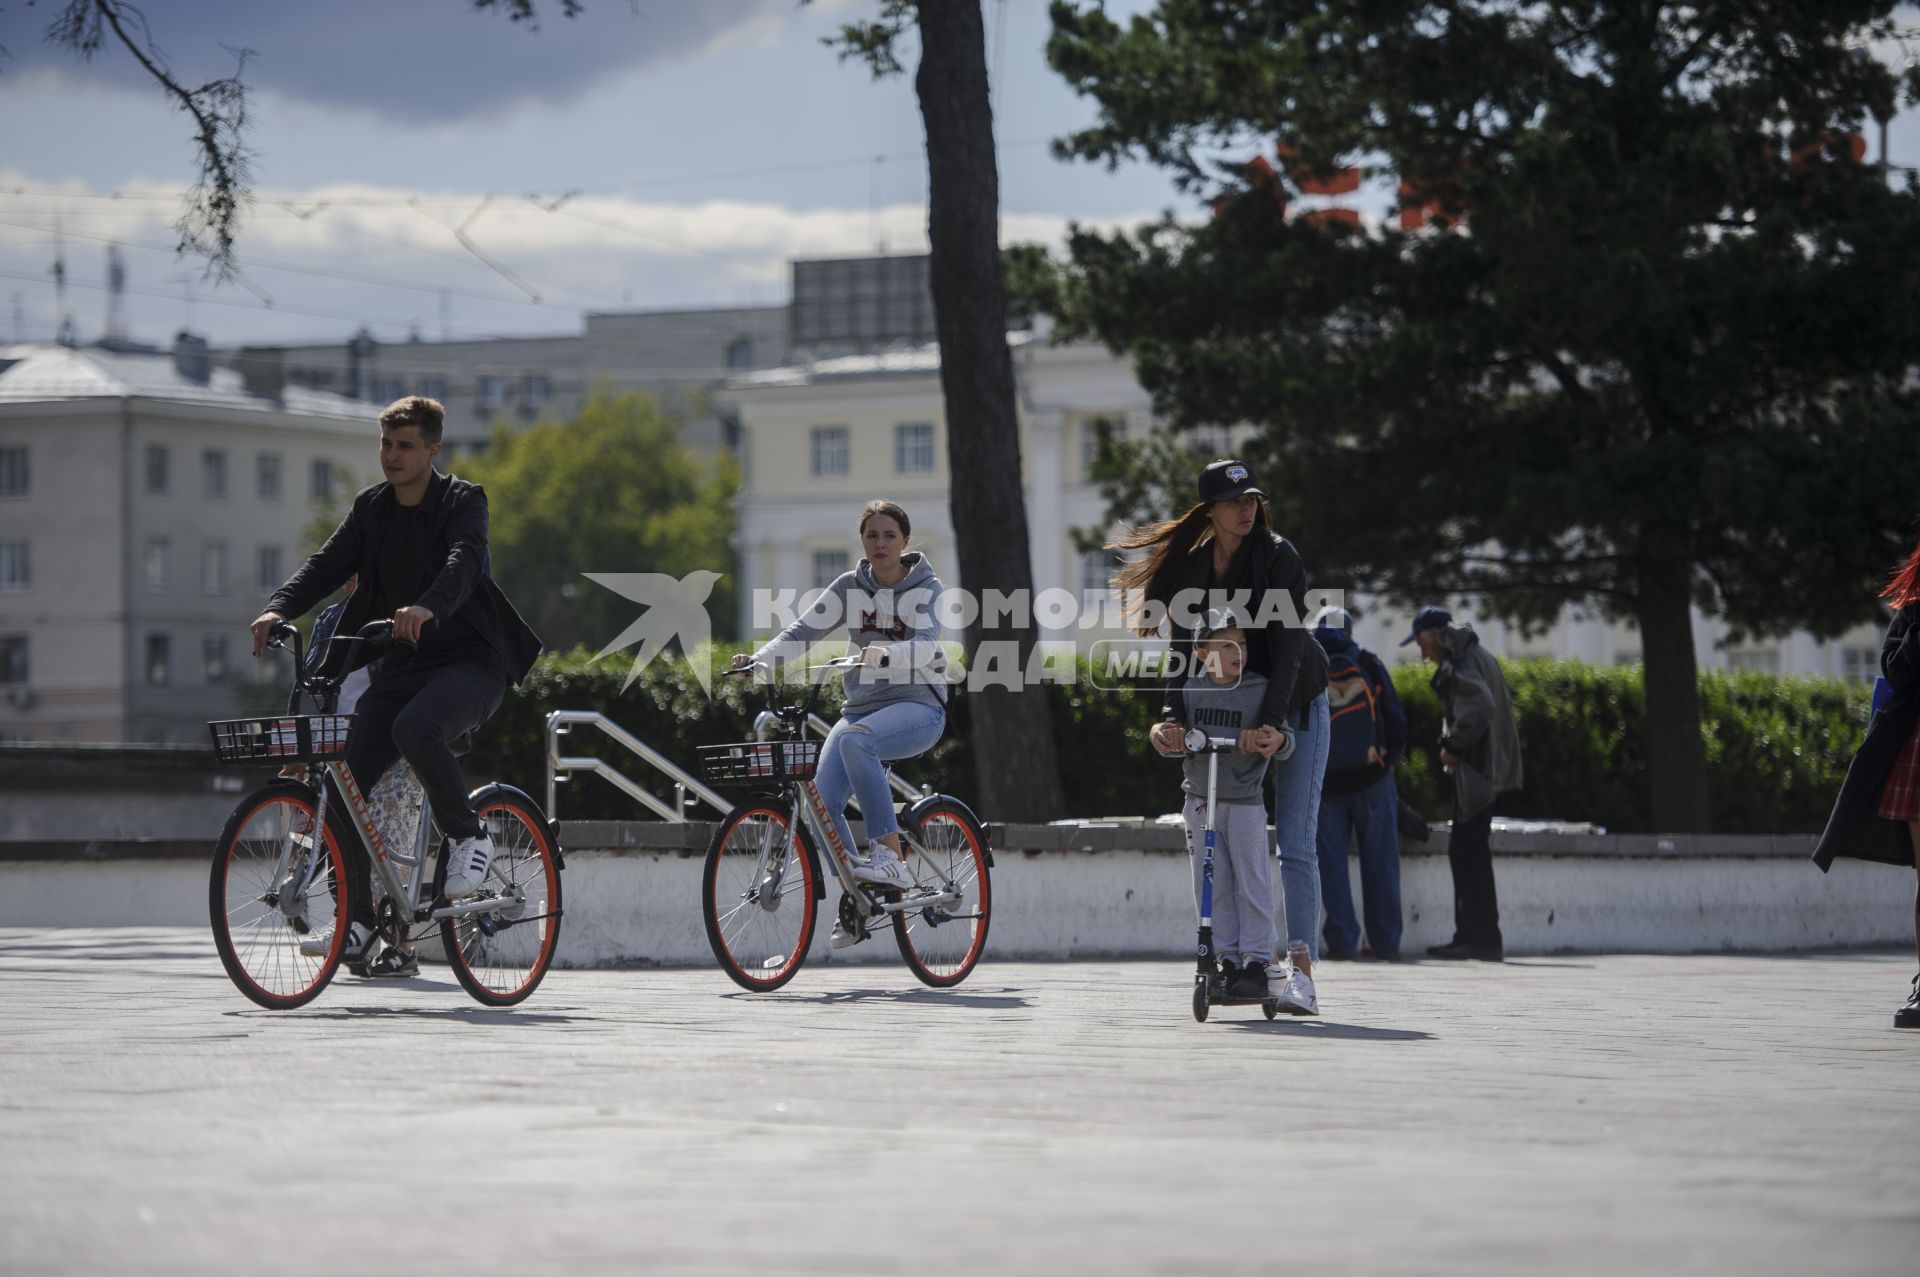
1182;796;1277;967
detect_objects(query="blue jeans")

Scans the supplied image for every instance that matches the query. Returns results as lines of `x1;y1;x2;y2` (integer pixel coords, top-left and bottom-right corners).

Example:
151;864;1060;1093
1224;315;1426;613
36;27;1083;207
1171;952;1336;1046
1270;693;1330;960
1316;775;1403;959
812;700;945;858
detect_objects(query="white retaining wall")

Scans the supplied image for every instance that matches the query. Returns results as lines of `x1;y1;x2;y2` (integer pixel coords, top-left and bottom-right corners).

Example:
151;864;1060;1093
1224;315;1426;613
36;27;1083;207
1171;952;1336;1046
2;830;1910;964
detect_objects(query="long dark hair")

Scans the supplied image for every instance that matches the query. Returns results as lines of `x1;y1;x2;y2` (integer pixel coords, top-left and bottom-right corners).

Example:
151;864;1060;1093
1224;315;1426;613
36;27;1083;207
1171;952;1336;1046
1108;498;1272;637
1883;536;1920;609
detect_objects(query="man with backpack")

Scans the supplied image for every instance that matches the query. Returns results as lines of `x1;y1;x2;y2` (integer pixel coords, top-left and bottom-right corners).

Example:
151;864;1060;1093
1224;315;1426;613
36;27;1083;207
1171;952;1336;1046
1312;607;1409;960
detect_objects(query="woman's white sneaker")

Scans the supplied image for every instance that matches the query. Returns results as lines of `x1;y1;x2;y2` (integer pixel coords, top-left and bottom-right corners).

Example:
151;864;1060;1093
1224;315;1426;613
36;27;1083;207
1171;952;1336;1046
442;834;495;899
852;847;912;890
300;921;374;960
1271;964;1318;1016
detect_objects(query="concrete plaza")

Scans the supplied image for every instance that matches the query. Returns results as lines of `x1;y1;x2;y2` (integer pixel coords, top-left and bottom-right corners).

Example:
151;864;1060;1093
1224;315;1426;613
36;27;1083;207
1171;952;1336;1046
1;929;1915;1276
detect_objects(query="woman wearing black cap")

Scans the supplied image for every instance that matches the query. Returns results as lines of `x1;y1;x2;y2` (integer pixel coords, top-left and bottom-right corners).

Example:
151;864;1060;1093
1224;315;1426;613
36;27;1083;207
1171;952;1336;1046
1112;459;1331;1014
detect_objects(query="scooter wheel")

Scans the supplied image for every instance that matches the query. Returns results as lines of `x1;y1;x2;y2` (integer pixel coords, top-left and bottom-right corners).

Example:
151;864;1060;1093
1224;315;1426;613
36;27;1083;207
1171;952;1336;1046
1262;999;1280;1020
1192;981;1210;1023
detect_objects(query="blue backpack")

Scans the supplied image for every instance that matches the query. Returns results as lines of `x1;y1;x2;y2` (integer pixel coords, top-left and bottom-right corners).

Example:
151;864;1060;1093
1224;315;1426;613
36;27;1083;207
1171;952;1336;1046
1324;651;1384;774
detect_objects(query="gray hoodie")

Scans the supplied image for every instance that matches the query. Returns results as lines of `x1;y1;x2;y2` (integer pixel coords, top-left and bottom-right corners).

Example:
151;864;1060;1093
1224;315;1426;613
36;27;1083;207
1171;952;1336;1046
1431;622;1523;819
754;551;949;713
1179;671;1272;805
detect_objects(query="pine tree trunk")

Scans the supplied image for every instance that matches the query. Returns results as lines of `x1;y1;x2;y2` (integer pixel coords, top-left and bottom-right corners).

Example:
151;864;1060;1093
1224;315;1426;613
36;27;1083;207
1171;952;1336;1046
1636;557;1713;833
912;0;1065;823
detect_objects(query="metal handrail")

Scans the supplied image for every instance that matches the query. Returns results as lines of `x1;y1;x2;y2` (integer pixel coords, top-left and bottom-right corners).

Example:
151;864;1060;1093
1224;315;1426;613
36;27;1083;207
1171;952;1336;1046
805;712;927;804
545;710;730;823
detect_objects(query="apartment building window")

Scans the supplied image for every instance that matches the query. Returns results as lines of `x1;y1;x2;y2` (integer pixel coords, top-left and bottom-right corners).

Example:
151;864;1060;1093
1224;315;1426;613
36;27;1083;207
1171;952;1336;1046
146;634;172;686
311;458;335;503
523;375;551;410
894;422;935;474
1727;648;1781;673
0;635;25;684
422;376;449;401
257;545;284;593
725;337;754;372
202;448;228;500
1081;416;1128;479
0;446;27;497
203;635;231;686
144;444;169;495
256;453;282;501
1080;550;1122;607
476;376;506;412
202;542;229;595
810;427;850;477
812;550;851;589
0;541;27;592
1842;647;1879;683
144;538;169;593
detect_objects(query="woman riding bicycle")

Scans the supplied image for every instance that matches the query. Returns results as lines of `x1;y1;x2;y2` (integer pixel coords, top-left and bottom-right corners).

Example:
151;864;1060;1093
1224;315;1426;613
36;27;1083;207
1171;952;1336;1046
730;500;949;900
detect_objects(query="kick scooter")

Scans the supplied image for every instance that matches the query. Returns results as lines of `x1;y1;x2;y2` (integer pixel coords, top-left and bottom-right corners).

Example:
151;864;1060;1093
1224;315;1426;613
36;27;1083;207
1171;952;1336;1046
1181;728;1284;1023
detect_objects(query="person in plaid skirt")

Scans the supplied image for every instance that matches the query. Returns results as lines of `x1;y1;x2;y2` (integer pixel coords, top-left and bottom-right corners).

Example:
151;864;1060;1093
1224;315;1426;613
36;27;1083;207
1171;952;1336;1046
1815;536;1920;1028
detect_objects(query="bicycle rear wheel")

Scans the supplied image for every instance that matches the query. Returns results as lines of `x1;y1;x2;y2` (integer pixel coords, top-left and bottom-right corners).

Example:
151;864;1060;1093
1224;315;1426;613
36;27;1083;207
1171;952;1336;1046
894;799;991;987
702;800;818;991
439;788;563;1007
209;782;350;1010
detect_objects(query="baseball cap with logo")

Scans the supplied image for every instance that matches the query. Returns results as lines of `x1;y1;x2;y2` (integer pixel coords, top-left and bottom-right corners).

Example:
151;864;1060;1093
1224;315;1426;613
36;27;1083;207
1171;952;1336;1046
1198;459;1263;503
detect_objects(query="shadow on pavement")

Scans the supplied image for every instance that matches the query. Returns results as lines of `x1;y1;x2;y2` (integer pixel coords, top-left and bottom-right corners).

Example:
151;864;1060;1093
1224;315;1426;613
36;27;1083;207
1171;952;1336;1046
226;999;598;1026
1222;1020;1434;1042
725;985;1032;1010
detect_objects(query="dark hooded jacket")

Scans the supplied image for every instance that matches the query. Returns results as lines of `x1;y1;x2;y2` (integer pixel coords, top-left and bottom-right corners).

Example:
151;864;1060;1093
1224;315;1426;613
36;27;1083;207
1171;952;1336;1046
1814;602;1920;870
1431;622;1523;820
1314;624;1408;797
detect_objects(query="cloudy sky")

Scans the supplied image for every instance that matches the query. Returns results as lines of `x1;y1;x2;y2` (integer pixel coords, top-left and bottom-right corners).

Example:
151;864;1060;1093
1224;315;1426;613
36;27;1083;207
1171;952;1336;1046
0;1;1914;350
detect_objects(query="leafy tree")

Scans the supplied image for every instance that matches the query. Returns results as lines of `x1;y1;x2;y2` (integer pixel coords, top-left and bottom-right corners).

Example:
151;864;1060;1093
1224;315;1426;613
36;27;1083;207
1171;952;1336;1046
1026;0;1920;831
821;1;1067;822
458;391;740;652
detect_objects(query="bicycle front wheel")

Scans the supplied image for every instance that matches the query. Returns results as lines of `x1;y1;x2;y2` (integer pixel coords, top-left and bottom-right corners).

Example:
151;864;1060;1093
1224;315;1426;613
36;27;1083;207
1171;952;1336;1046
894;799;992;987
439;789;563;1007
702;800;818;992
209;782;350;1009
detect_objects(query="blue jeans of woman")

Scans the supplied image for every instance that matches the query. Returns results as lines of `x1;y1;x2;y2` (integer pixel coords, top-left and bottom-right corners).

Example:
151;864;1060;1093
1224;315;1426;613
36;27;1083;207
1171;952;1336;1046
1270;692;1330;961
811;699;945;861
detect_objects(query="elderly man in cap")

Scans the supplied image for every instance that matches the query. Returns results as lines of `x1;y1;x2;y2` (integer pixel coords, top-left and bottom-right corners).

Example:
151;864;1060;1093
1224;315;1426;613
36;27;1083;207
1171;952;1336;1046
1405;607;1523;960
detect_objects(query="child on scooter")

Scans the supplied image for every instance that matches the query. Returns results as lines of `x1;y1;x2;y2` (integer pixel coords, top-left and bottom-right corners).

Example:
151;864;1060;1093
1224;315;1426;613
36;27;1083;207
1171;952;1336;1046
1150;610;1285;1000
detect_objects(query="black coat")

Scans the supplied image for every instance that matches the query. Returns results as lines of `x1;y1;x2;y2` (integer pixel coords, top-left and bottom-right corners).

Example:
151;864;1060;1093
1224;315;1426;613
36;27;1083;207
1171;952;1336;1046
1160;528;1330;731
267;470;544;685
1814;602;1920;871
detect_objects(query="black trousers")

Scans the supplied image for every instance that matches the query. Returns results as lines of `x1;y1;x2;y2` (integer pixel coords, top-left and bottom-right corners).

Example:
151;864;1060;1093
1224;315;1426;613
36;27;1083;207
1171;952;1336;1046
1446;802;1503;949
340;658;507;925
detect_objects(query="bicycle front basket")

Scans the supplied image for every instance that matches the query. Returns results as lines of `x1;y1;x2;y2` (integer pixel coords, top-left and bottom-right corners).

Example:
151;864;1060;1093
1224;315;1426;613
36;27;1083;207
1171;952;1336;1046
696;739;821;787
208;714;353;765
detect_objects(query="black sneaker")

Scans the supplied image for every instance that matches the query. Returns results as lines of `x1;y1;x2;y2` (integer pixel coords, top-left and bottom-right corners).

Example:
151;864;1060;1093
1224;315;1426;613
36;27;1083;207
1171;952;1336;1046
357;947;420;979
1228;959;1269;1000
1211;958;1236;999
1897;974;1920;1029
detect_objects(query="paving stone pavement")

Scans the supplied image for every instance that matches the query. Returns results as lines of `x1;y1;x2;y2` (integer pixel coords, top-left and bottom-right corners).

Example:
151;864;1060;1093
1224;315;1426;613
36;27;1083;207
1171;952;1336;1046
0;928;1915;1276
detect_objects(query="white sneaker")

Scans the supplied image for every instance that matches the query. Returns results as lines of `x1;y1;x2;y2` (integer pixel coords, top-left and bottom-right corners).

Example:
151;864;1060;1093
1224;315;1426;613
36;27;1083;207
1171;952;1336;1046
1270;963;1318;1017
300;921;374;960
851;847;912;890
442;834;495;899
830;919;865;949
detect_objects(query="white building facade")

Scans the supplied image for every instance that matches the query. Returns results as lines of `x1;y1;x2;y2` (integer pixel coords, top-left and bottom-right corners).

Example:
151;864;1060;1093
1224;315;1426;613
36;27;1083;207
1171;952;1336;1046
0;341;376;744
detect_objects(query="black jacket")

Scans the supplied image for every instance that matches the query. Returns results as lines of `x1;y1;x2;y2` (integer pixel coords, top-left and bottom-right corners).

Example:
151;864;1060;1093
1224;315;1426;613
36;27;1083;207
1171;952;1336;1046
1160;528;1329;732
267;470;543;684
1814;602;1920;871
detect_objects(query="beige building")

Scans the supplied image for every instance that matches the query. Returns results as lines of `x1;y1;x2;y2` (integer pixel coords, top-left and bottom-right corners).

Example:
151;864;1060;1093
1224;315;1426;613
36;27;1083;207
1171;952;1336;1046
0;339;376;744
720;328;1161;646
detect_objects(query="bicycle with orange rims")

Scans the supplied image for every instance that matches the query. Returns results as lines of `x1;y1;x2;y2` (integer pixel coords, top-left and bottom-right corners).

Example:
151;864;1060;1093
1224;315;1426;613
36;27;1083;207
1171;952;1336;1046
205;619;563;1010
697;657;992;992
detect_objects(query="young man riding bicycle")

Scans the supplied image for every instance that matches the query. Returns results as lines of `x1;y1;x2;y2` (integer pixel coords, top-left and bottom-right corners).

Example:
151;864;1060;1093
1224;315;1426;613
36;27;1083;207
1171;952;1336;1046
250;395;542;972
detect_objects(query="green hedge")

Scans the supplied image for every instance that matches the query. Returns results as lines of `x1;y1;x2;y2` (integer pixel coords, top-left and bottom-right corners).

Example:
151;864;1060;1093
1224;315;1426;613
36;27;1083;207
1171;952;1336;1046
467;648;1870;834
